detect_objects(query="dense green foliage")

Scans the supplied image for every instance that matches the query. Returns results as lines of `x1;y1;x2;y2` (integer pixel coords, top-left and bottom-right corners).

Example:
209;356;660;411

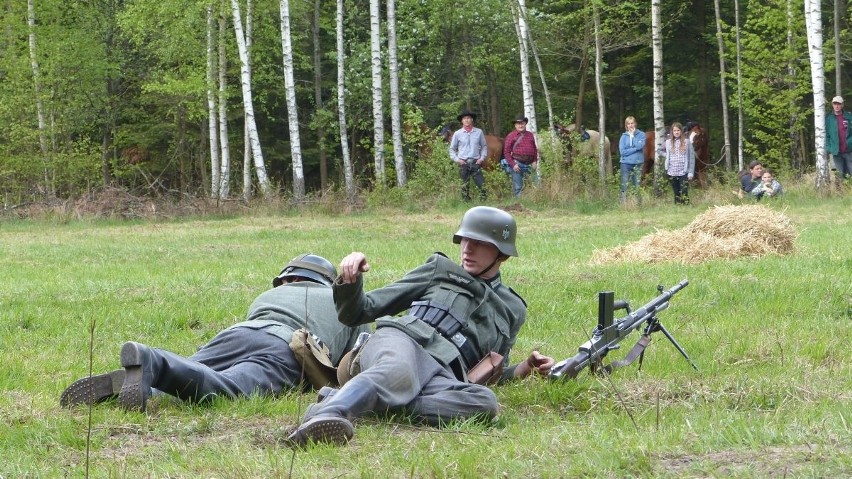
0;0;849;202
0;194;849;476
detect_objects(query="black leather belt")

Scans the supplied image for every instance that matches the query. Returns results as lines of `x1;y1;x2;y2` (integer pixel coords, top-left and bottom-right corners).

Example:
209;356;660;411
409;300;480;370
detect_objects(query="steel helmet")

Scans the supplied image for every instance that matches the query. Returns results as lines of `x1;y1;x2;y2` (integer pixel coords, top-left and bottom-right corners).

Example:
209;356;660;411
452;206;518;257
273;253;337;287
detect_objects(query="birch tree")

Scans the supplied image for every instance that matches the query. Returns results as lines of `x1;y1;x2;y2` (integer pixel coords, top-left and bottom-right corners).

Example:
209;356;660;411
651;0;666;194
592;1;607;182
512;0;537;133
387;0;406;186
369;0;385;185
713;0;732;170
207;6;221;199
336;0;356;203
230;0;271;196
279;0;305;201
218;9;231;198
804;0;830;188
734;0;744;171
27;0;52;197
243;0;254;201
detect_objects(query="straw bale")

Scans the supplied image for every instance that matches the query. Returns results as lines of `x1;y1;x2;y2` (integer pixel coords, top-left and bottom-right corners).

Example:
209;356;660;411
591;205;797;265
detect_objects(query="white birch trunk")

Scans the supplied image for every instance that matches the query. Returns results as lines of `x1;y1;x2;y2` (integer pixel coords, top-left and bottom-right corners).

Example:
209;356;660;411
834;0;841;95
243;0;254;201
27;0;51;196
337;0;356;203
279;0;305;201
734;0;744;171
206;6;221;199
387;0;406;186
713;0;732;171
651;0;666;194
593;2;608;182
218;10;231;199
514;0;537;134
369;0;385;184
804;0;829;188
230;0;270;196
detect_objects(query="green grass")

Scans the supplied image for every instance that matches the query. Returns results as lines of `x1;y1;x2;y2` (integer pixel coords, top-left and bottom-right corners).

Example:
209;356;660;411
1;193;850;477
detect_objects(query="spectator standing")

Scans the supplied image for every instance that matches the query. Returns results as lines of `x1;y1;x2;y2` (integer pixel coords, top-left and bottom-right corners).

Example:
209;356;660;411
502;115;539;198
449;111;488;201
663;122;695;204
825;95;852;183
618;116;646;204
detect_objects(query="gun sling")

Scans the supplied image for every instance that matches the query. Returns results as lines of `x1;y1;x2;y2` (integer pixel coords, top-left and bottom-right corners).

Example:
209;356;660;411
601;334;651;373
409;300;480;371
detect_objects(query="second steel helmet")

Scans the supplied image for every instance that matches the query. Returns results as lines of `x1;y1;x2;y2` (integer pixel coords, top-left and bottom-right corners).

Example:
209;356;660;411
452;206;518;257
273;253;337;287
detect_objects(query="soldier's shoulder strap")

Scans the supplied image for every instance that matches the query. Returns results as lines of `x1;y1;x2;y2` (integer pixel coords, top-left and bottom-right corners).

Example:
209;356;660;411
506;285;527;308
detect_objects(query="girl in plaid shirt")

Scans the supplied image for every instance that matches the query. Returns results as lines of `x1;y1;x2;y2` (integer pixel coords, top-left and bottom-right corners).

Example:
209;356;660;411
664;122;696;204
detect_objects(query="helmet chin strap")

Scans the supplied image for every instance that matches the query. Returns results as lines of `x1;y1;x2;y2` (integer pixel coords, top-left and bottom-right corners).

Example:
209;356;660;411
470;253;502;278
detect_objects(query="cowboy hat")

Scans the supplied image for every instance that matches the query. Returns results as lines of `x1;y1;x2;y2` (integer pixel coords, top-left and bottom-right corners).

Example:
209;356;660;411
457;110;478;122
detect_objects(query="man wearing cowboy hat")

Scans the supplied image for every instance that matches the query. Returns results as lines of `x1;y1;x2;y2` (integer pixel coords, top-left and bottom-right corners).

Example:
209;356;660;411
502;115;539;198
825;95;852;184
449;110;488;201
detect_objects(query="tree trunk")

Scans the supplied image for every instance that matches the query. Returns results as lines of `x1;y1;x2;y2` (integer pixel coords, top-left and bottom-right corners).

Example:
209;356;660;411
713;0;732;171
27;0;52;197
651;0;665;195
804;0;829;189
218;8;232;199
369;0;385;185
574;23;591;131
387;0;406;186
735;0;744;171
206;6;221;199
312;0;328;192
593;1;607;182
337;0;356;203
834;0;841;95
231;0;271;196
516;0;554;130
243;0;254;201
512;0;537;134
279;0;305;201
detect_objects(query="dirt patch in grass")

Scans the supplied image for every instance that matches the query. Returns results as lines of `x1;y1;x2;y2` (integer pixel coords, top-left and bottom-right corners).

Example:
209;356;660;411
655;444;844;477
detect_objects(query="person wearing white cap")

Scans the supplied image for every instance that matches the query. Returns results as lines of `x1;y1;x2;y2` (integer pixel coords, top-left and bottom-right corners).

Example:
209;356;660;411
825;95;852;182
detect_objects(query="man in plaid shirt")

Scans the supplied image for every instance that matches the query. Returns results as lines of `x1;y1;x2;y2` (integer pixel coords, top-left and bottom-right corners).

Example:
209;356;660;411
502;115;539;198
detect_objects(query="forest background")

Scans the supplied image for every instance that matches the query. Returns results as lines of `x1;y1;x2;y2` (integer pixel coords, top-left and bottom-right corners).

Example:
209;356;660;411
0;0;850;206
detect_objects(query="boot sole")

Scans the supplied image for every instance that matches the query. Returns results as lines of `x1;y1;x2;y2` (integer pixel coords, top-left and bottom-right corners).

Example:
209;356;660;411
118;342;148;412
60;370;126;408
287;416;354;447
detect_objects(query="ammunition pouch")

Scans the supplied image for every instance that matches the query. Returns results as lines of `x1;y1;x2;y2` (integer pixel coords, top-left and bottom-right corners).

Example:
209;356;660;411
289;328;337;389
409;300;480;373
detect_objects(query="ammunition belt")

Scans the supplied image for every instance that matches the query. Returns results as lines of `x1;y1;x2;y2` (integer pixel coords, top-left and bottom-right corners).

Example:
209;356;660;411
409;300;480;370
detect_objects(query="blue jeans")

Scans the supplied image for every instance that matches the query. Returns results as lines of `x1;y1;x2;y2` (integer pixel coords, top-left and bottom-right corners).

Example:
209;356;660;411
832;152;852;180
620;163;642;194
502;159;533;197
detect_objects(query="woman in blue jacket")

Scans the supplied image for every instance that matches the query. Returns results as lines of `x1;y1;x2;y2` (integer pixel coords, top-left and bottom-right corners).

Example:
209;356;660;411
618;116;646;204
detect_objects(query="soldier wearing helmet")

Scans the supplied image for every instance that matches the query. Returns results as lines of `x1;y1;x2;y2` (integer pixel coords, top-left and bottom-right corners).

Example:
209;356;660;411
287;207;554;447
60;254;370;412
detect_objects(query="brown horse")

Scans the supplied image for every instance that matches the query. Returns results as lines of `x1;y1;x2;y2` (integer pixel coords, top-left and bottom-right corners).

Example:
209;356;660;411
441;125;502;170
642;123;710;188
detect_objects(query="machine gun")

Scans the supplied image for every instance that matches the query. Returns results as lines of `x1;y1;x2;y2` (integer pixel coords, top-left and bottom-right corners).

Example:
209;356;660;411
549;280;697;380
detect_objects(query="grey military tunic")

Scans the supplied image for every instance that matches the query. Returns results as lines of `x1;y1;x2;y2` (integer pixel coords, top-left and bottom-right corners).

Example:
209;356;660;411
147;282;369;402
302;253;527;425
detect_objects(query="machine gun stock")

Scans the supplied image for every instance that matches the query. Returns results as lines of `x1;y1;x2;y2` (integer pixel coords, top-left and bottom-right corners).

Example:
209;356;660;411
549;280;696;380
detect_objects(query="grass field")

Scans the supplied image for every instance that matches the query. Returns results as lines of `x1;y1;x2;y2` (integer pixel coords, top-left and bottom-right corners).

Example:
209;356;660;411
1;192;850;477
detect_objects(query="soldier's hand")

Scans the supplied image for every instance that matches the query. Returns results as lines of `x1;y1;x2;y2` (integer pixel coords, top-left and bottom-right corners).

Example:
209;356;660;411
339;252;370;284
514;350;555;378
